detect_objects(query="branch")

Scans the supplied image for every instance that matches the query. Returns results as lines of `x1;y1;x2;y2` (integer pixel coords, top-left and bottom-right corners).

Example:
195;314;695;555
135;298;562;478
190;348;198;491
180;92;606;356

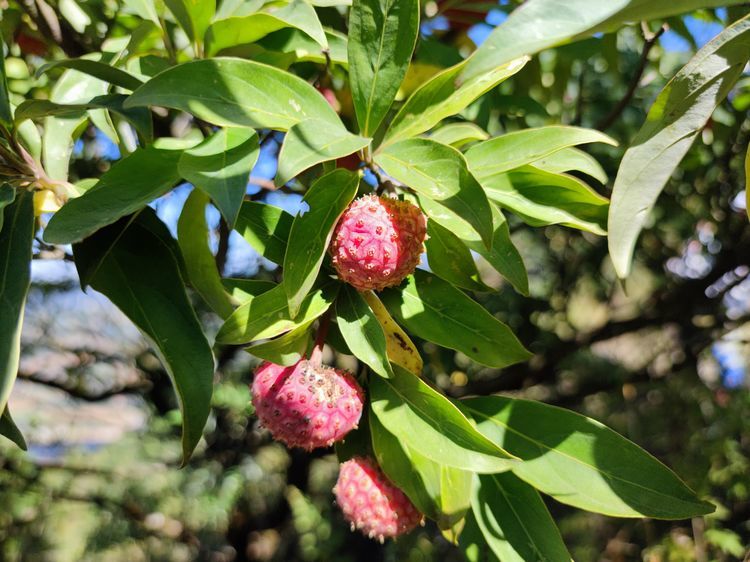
595;23;667;131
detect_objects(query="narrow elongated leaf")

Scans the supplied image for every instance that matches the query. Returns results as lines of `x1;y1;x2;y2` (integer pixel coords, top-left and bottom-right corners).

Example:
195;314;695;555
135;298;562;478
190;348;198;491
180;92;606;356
246;321;313;366
381;270;530;368
429;122;489;148
361;291;422;376
745;143;750;220
125;58;342;130
0;191;34;415
462;396;714;519
36;59;144;90
478;166;609;235
165;0;215;42
371;412;472;529
472;473;570;562
217;282;339;344
370;364;516;473
258;28;349;66
335;285;393;378
234;201;293;264
531;146;608;184
222;278;276;303
348;0;419;136
425;221;489;292
283;169;358;317
0;39;12;127
178;127;259;228
44;146;182;244
465;126;616;177
0;407;27;450
376;138;493;247
0;185;14;233
382;56;528;146
460;511;500;562
124;0;161;24
460;0;745;84
276;119;369;185
15;94;153;141
609;15;750;278
177;189;234;318
206;0;326;55
73;211;215;464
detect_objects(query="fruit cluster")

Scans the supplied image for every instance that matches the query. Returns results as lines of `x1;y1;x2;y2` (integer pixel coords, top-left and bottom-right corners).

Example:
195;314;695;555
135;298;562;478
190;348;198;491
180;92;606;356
250;195;428;541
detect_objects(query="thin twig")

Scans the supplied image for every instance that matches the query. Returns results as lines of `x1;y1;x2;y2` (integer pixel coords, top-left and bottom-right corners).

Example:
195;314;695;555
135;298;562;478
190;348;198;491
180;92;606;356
595;23;667;131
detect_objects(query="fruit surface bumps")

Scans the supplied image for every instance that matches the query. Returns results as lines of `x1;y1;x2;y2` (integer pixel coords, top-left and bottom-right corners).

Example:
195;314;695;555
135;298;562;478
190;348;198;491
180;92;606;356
251;360;364;450
334;456;423;541
330;195;427;291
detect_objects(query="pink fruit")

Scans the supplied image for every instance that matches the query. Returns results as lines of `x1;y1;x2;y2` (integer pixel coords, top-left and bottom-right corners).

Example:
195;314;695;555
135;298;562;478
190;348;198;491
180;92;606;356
334;456;423;542
251;359;364;450
330;195;427;291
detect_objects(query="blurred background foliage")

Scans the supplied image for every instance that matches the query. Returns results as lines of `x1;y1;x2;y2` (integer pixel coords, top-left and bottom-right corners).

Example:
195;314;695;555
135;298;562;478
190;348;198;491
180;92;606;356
0;0;749;560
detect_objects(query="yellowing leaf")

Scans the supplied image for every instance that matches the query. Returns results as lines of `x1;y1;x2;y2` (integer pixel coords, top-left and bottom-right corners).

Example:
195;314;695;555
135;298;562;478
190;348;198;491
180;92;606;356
362;291;422;376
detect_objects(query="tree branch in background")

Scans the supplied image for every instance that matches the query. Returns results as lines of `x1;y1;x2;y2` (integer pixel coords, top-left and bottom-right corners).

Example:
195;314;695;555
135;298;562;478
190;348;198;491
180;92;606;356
596;22;667;131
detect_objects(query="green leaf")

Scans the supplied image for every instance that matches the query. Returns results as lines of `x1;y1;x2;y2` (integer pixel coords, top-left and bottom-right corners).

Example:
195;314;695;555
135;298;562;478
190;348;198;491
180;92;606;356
177;189;234;319
477;166;609;235
205;1;327;56
465;126;616;177
471;472;570;562
460;0;746;84
370;364;516;473
246;320;313;366
375;138;494;248
216;282;339;344
44;145;182;244
381;270;530;368
461;395;715;519
0;39;12;127
425;220;490;292
73;210;215;464
15;94;153;142
164;0;215;43
531;146;608;185
371;412;471;529
283;169;359;317
746;143;750;221
36;59;145;91
608;15;750;279
382;56;528;146
234;201;293;265
335;285;393;378
178;127;259;228
0;407;27;451
43;56;113;181
276;119;369;186
123;0;161;25
125;58;342;130
348;0;419;136
222;278;276;304
258;28;348;66
429;122;489;148
0;185;14;233
0;191;34;416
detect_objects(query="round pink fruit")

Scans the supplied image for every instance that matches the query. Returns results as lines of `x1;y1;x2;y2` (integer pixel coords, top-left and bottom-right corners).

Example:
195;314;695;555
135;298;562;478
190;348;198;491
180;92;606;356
334;456;423;542
330;195;427;291
251;360;364;450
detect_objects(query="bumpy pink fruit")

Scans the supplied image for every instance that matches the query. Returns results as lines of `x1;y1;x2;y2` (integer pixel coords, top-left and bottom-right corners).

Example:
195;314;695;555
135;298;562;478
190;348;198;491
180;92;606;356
333;456;423;542
330;195;427;291
251;359;364;450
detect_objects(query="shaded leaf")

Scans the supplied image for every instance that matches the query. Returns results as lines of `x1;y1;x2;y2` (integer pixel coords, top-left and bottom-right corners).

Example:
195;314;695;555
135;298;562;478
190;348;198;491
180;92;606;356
531;146;608;185
178;127;259;228
0;407;27;451
44;145;182;244
165;0;215;43
283;169;358;317
471;472;570;562
335;285;393;378
234;201;293;265
276;119;369;186
0;39;12;127
73;210;215;464
246;320;314;366
222;278;276;304
177;189;234;318
608;15;750;278
425;220;490;292
348;0;419;135
429;122;489;148
381;270;530;368
370;364;516;473
36;58;144;90
462;395;715;518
